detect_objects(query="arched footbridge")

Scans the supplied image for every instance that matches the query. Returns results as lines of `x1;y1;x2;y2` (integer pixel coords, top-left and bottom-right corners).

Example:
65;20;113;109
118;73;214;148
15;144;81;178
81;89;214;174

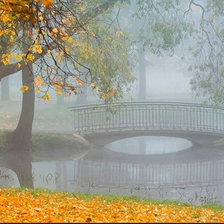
68;102;224;201
70;101;224;135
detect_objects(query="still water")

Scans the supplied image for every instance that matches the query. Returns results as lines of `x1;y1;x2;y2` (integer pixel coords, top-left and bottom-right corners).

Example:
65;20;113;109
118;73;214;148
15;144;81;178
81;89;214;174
32;158;224;206
105;136;192;155
30;135;224;206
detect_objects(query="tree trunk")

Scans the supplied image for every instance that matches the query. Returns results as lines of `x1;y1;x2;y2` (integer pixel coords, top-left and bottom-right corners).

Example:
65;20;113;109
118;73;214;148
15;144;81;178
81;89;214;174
6;64;34;188
1;77;10;101
138;49;146;101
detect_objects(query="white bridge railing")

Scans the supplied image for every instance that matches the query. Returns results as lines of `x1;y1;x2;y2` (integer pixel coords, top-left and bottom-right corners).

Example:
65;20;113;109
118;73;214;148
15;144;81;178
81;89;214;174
70;101;224;134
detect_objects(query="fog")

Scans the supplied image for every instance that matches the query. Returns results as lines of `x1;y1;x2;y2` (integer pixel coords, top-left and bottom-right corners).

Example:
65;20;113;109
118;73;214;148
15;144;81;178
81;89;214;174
1;0;224;208
137;54;193;100
1;55;195;101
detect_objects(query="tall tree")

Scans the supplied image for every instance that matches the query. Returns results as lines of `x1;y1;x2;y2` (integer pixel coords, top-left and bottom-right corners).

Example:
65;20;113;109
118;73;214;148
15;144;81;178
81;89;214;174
0;0;133;187
7;64;34;187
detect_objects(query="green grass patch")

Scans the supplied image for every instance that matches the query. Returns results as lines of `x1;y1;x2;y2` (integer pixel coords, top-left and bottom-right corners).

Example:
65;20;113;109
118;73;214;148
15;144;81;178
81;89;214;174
31;132;90;161
202;202;224;212
0;130;90;164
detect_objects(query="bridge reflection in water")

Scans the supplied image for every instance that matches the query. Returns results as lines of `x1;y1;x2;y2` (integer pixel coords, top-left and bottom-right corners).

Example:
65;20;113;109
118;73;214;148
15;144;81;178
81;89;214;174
32;102;224;205
32;158;224;206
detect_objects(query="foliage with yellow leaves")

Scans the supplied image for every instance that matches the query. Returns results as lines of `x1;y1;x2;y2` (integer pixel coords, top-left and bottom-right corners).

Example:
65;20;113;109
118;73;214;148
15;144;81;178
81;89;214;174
0;0;133;102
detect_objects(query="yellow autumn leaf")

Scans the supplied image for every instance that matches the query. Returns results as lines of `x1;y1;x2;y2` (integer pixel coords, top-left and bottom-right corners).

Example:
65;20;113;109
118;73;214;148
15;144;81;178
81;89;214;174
54;82;62;89
62;18;67;24
35;88;41;93
56;55;62;63
65;47;70;54
1;14;10;23
90;82;95;88
52;28;58;34
1;54;10;65
15;55;22;60
76;79;84;86
36;45;42;54
35;76;44;86
20;85;29;93
61;36;68;41
25;53;35;63
42;92;51;101
42;0;53;9
56;88;62;95
9;35;14;42
39;15;44;21
108;89;116;97
101;92;107;100
67;37;73;43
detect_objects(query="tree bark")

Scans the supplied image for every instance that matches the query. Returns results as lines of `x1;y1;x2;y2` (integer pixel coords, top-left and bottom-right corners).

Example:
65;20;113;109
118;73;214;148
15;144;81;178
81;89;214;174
6;64;34;188
1;77;10;101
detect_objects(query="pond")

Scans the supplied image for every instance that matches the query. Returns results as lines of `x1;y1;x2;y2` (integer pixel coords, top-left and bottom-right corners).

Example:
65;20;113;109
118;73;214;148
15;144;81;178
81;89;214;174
32;158;224;206
105;136;192;155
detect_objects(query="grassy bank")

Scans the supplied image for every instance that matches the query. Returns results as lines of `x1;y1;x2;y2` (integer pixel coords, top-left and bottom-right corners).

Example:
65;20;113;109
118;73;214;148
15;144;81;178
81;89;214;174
0;188;223;223
0;130;90;166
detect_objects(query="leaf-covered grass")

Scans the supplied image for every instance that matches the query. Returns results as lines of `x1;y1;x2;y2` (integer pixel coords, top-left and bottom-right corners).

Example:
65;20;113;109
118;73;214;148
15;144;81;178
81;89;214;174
0;187;223;223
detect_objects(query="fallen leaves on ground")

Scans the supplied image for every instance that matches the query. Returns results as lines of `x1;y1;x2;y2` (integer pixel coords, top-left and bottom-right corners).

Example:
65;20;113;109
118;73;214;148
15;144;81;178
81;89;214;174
0;188;223;223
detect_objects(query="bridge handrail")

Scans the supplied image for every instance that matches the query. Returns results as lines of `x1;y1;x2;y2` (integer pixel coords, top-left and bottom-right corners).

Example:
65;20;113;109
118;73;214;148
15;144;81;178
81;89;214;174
70;101;224;134
69;101;224;111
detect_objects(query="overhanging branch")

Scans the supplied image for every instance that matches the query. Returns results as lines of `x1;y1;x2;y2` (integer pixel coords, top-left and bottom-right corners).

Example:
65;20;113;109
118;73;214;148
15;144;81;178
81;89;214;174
0;0;120;81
